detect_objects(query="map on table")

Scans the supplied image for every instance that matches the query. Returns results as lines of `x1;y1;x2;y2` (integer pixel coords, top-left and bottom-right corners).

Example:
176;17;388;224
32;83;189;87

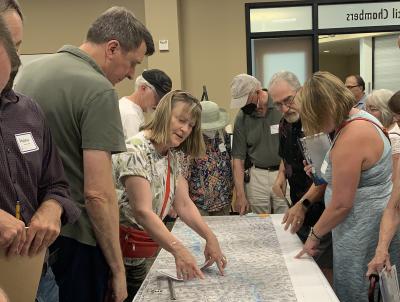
134;216;297;302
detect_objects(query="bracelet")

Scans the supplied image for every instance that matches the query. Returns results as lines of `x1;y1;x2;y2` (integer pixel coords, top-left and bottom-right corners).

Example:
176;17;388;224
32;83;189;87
309;227;322;241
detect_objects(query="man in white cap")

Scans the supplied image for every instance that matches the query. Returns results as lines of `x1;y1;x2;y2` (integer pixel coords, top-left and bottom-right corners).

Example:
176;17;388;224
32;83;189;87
119;69;172;139
230;74;287;215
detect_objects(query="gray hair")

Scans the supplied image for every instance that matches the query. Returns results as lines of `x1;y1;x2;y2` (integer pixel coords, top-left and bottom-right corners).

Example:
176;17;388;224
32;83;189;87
134;75;155;92
86;6;154;55
366;89;395;128
0;0;23;21
268;70;301;92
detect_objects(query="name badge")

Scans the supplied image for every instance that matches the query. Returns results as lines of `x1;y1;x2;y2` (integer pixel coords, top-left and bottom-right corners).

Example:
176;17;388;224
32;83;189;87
15;132;39;154
320;160;328;174
218;143;226;153
270;124;279;134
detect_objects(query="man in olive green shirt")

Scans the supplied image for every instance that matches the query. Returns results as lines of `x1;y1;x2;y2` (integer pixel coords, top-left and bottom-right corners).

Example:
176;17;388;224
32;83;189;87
16;7;154;302
231;74;287;215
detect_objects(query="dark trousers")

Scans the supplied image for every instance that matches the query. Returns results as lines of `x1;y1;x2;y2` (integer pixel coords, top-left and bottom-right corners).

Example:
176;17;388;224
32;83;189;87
49;236;110;302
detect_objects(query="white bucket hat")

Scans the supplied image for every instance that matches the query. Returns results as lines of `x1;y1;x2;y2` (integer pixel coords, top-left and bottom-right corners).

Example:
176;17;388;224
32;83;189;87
200;101;228;131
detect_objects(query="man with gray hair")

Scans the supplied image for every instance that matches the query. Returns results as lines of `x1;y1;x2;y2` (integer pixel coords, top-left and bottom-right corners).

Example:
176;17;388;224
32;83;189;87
230;74;285;215
119;69;172;139
16;6;154;302
269;71;333;281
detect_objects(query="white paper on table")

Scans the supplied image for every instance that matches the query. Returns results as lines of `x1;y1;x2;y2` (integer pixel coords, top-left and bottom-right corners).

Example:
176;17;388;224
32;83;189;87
379;265;400;302
157;260;212;281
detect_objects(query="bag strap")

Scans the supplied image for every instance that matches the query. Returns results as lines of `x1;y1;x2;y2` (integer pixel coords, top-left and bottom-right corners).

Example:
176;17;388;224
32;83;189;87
368;274;381;302
336;117;390;143
159;153;171;219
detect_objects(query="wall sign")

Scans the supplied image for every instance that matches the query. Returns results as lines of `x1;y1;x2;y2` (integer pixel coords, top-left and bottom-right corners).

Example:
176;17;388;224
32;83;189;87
319;2;400;29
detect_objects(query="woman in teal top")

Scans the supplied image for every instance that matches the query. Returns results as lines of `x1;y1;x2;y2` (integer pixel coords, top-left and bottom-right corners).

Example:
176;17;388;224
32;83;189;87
295;72;400;301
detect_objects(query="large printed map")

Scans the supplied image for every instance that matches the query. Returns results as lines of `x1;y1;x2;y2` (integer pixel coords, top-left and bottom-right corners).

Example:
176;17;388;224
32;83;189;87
134;216;298;302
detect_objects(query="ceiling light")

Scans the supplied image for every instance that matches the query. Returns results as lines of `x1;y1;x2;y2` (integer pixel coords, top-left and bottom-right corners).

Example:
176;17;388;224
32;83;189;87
323;50;330;53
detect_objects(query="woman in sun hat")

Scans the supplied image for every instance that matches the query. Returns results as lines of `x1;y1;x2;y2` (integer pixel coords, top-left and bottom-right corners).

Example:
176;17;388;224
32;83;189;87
183;100;233;216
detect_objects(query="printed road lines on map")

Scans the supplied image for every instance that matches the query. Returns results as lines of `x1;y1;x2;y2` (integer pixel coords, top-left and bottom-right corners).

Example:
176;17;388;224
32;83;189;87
134;216;297;302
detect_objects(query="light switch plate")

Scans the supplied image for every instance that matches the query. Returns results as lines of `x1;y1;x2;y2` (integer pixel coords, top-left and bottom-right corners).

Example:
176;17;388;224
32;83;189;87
159;39;169;51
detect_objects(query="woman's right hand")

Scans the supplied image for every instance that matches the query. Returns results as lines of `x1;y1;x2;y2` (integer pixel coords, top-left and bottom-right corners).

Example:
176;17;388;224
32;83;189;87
173;242;204;280
366;248;392;276
303;160;314;178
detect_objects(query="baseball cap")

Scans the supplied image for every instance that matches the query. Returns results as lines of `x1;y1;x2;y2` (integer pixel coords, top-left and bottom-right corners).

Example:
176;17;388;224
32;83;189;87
142;69;172;99
230;74;261;108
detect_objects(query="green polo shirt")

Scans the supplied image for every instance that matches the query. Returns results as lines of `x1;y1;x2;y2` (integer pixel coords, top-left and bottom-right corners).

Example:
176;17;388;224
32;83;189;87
15;45;126;246
232;96;282;168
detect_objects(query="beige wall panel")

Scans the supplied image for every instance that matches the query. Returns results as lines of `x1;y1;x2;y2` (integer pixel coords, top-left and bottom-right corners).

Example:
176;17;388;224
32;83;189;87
145;0;182;89
18;0;148;98
179;0;295;124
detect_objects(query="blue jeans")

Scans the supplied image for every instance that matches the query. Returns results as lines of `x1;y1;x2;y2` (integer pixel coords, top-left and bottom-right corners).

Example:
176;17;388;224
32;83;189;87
36;266;59;302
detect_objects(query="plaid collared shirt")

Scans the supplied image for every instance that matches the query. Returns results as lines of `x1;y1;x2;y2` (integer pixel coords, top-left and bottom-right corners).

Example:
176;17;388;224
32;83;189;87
0;89;80;224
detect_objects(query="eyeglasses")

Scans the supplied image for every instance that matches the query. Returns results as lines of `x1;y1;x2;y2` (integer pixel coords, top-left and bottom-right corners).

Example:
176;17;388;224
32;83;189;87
366;105;380;112
274;94;296;111
345;84;360;89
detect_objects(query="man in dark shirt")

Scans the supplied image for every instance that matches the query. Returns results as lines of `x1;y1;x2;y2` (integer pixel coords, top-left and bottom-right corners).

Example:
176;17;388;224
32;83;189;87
0;13;79;257
0;10;79;302
269;71;332;281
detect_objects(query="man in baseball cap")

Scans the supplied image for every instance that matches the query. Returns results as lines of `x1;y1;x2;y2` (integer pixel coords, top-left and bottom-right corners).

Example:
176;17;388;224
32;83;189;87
230;73;285;215
230;74;261;108
119;69;172;139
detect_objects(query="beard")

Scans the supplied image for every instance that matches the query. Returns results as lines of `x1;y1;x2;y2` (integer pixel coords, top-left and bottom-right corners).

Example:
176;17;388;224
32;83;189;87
283;111;300;123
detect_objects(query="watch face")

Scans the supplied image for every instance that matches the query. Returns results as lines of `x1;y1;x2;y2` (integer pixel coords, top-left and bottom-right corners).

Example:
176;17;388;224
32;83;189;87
302;199;311;209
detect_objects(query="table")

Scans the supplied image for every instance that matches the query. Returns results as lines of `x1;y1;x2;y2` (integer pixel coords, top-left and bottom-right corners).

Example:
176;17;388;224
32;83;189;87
133;214;339;302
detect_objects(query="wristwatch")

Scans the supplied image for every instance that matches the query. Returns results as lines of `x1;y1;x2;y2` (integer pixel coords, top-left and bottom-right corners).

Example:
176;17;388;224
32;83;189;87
300;198;311;211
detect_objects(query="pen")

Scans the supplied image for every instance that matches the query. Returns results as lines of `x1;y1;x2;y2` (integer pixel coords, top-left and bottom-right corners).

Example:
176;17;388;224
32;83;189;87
15;200;20;220
167;278;176;300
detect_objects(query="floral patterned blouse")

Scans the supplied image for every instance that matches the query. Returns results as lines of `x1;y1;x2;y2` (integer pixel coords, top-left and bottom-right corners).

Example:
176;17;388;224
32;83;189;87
112;131;181;229
185;131;233;212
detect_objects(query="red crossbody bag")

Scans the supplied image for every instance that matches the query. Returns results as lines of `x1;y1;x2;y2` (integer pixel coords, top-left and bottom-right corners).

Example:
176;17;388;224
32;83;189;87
119;155;171;258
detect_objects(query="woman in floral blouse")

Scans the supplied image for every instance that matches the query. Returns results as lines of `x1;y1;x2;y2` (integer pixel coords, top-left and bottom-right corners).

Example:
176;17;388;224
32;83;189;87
185;100;233;216
112;91;227;290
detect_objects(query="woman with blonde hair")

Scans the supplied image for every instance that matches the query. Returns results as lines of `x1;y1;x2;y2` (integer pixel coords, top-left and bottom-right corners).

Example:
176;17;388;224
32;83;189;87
367;90;400;278
295;72;400;302
113;90;226;300
366;89;400;181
